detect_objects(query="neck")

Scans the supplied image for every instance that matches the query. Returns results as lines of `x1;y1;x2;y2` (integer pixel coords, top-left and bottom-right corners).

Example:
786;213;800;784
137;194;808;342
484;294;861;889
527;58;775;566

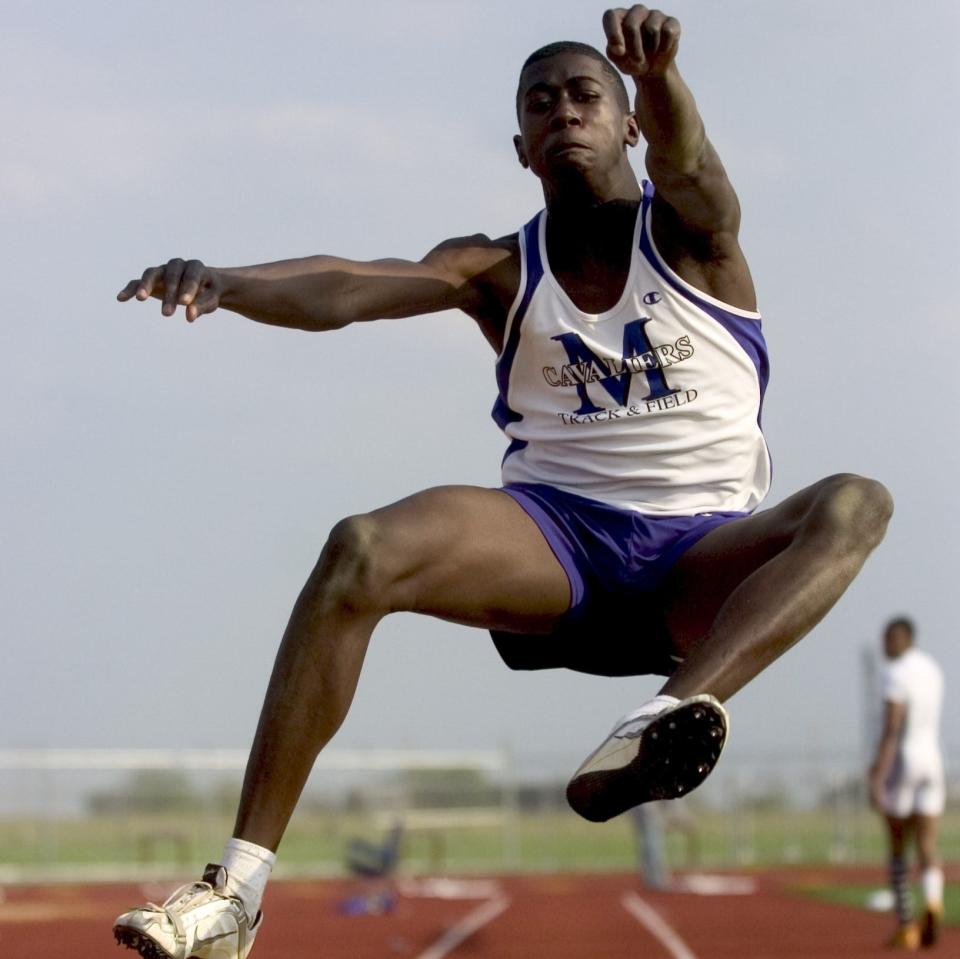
541;162;642;215
542;193;639;276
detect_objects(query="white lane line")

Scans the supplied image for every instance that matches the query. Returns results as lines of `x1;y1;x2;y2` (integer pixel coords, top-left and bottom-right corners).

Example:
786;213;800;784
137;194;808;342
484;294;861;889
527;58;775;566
413;895;510;959
621;892;699;959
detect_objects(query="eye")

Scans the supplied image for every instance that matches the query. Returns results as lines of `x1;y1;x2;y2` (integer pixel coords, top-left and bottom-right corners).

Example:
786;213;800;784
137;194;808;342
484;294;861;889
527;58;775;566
526;96;553;114
575;90;601;103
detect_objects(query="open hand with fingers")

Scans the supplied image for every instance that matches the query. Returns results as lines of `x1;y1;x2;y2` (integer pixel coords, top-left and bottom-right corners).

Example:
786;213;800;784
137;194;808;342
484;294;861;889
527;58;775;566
117;258;223;322
603;6;681;79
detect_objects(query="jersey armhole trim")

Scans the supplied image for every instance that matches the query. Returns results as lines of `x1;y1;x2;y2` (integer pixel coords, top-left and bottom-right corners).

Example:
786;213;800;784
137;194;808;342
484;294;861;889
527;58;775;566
640;180;762;321
499;215;535;357
492;213;544;435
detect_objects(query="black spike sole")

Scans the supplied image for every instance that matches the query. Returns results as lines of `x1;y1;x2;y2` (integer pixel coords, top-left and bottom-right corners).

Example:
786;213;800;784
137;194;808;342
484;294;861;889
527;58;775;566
567;698;727;822
113;925;176;959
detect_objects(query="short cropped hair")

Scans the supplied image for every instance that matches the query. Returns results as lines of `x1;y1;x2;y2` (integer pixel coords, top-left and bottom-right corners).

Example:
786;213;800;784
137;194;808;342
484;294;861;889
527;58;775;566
517;42;631;116
885;616;915;639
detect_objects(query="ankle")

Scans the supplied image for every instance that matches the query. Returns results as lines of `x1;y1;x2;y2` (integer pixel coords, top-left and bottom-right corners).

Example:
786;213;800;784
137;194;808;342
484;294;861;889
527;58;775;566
622;694;679;722
221;838;276;921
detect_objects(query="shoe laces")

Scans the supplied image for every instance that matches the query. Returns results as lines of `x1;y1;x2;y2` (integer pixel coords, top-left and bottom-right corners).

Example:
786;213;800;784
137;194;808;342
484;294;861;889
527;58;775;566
146;881;216;947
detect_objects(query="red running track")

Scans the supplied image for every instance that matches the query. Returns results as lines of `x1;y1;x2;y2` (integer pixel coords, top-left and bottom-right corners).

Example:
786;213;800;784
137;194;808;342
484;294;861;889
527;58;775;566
1;868;956;958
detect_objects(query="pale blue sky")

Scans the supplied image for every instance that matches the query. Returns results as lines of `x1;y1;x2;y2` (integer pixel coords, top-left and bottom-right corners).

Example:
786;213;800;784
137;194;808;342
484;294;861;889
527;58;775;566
2;0;958;778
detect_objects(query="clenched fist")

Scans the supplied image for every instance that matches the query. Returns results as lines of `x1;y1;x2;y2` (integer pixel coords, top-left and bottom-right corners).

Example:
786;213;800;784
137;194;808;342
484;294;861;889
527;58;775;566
602;6;681;79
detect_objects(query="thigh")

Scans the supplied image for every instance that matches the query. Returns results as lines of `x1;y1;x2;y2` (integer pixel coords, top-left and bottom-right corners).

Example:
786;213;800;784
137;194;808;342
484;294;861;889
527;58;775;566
656;477;841;651
885;814;914;856
915;814;940;857
365;485;571;632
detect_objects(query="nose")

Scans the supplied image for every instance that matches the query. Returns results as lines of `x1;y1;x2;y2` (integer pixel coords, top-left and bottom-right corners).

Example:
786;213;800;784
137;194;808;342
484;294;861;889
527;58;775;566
549;94;582;130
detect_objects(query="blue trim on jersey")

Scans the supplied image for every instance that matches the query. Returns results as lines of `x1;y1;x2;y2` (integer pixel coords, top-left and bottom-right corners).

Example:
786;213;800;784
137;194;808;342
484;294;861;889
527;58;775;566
501;437;529;465
638;184;770;419
492;213;544;439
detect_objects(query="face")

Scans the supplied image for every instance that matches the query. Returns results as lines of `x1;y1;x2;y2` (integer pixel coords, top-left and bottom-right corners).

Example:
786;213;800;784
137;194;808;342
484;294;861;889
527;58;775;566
883;624;912;659
514;53;638;185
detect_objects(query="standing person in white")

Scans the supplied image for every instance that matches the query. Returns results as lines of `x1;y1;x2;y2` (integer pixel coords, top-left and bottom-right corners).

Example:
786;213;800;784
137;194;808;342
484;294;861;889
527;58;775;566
869;617;946;950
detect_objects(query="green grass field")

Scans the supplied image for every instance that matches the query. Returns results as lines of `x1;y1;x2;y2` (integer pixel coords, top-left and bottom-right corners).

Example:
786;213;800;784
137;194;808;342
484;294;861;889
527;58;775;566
798;881;960;927
2;807;959;879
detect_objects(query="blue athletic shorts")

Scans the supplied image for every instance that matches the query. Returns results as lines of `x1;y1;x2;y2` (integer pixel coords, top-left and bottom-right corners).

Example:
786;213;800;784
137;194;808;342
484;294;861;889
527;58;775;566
489;482;747;678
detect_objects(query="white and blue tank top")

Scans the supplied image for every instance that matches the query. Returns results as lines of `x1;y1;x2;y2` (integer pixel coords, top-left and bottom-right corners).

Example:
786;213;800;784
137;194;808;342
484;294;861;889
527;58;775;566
493;180;771;515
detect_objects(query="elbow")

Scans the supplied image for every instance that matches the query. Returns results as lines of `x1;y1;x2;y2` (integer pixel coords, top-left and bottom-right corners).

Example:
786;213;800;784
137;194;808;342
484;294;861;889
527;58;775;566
268;299;336;332
311;306;351;331
275;287;353;332
646;150;703;183
279;257;356;331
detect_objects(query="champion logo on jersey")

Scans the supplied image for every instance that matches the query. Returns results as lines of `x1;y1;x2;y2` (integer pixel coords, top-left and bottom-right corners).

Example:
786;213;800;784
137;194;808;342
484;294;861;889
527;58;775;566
643;291;662;305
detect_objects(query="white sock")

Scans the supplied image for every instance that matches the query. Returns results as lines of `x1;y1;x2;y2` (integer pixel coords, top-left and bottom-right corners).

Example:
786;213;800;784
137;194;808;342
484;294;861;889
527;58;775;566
921;866;944;909
220;838;276;921
617;694;680;732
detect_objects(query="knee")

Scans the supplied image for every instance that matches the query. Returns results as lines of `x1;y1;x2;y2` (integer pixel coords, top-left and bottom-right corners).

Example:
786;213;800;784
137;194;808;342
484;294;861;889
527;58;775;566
807;473;894;552
307;513;389;614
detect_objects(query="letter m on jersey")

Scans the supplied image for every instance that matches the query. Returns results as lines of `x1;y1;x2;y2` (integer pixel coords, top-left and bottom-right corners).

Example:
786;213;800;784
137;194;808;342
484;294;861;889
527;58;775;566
552;318;679;415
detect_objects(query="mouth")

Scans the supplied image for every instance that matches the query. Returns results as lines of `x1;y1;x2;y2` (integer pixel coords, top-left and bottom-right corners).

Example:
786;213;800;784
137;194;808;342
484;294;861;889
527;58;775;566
547;141;591;158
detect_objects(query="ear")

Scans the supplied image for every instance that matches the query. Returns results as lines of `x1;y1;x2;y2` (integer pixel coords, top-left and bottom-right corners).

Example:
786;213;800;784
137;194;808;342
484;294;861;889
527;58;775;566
624;112;640;149
513;134;529;169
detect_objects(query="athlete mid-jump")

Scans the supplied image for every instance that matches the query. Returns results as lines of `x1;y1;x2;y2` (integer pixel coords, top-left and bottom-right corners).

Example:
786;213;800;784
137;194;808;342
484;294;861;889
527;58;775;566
114;7;892;958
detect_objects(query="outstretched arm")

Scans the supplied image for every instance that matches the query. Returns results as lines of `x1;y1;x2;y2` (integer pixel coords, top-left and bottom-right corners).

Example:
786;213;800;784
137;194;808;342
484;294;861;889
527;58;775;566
117;236;513;331
602;7;755;310
603;5;741;236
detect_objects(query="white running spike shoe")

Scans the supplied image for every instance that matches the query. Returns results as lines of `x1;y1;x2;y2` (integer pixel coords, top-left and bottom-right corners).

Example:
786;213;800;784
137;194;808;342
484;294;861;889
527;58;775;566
567;694;728;822
114;864;262;959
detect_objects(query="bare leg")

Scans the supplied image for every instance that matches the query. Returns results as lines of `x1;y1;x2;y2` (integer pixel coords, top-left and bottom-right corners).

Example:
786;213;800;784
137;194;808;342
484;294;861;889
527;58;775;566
657;474;893;702
232;486;570;851
915;814;941;873
565;473;890;823
886;814;912;859
916;813;944;944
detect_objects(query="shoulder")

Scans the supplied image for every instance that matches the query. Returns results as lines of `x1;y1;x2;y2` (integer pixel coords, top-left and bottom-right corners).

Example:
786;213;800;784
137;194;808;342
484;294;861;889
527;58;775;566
422;233;520;286
882;657;908;700
887;651;912;677
421;233;522;349
886;649;936;691
647;186;757;313
914;648;937;666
